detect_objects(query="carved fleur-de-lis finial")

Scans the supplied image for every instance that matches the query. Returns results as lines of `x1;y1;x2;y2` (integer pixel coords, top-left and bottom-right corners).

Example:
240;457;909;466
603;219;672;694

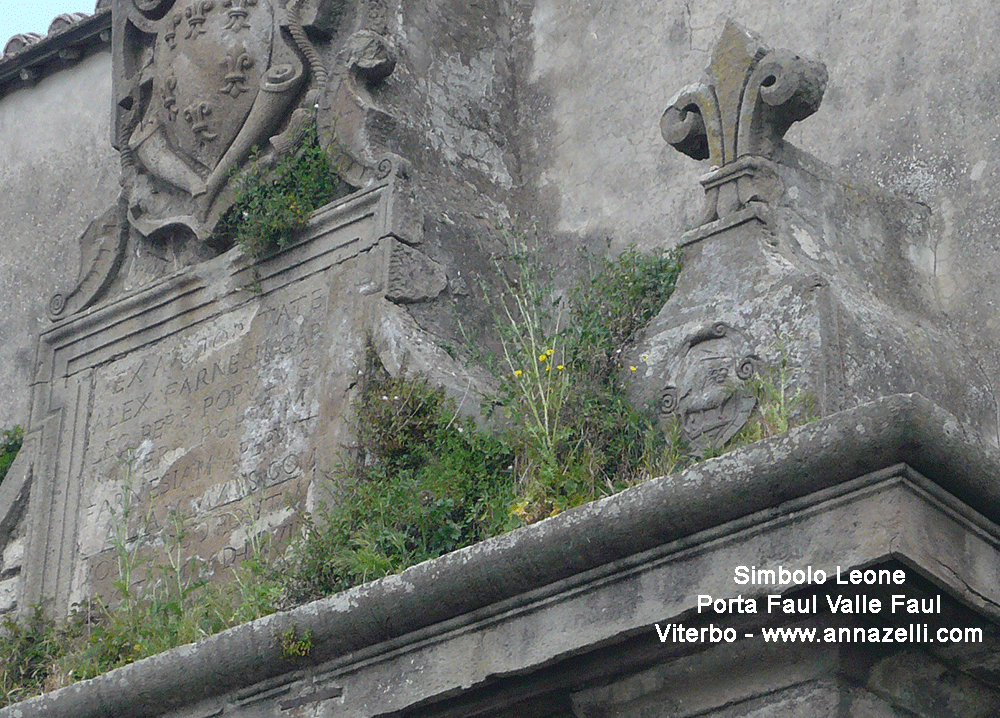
661;21;828;225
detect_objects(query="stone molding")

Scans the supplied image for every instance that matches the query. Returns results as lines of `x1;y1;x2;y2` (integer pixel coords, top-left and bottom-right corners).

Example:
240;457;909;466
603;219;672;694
0;6;111;98
5;393;1000;716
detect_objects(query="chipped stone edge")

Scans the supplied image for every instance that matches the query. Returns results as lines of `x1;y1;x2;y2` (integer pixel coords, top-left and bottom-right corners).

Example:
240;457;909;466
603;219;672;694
4;392;999;717
0;8;111;99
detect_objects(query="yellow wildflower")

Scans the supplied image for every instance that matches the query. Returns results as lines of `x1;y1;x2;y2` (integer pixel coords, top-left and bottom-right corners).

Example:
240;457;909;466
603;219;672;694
538;354;547;362
557;364;565;370
514;369;523;377
546;348;554;356
630;366;637;371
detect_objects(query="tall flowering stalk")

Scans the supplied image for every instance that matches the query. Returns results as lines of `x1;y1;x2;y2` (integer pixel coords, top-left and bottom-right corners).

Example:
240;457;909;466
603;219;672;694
489;229;570;476
500;300;568;463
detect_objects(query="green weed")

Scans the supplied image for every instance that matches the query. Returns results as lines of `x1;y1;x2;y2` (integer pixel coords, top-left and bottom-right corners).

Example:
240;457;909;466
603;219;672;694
0;236;819;706
283;347;515;604
279;624;312;659
0;426;22;485
488;234;685;521
724;337;818;448
214;123;353;259
0;458;286;704
0;607;64;704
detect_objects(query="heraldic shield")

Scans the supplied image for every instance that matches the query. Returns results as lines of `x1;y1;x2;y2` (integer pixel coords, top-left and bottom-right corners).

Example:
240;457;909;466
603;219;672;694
113;0;314;244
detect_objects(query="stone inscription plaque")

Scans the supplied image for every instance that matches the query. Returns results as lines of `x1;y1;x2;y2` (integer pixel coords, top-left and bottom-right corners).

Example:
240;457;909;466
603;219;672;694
79;283;326;598
22;180;406;612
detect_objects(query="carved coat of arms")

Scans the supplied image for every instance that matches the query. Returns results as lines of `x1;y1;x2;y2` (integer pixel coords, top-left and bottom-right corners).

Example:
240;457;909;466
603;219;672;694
51;1;399;320
112;0;316;243
660;322;758;453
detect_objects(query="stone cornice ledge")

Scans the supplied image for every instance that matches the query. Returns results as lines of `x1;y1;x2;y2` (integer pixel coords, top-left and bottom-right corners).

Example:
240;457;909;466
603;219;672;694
5;392;999;717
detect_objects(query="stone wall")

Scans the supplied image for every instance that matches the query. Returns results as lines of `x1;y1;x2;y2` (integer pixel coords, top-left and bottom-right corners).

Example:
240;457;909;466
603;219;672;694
0;0;526;618
1;0;999;669
0;0;522;437
4;3;999;478
523;0;998;259
2;1;1000;716
0;48;119;433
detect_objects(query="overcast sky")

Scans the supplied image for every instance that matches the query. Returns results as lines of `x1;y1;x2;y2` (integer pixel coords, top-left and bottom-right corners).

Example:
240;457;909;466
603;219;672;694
0;2;98;50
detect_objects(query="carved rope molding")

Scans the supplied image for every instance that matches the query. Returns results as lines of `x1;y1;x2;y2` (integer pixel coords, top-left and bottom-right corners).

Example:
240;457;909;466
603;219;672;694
660;20;827;226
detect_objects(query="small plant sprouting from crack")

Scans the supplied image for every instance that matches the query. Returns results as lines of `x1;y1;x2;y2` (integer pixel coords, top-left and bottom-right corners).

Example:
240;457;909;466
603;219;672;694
279;624;313;659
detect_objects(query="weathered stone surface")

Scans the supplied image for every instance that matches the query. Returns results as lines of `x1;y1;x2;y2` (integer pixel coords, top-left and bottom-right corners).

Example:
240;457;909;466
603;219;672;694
0;50;120;435
112;0;325;243
628;23;996;450
345;29;397;84
46;201;128;321
20;174;435;613
384;240;448;303
8;6;1000;715
521;3;1000;448
661;20;827;170
2;537;25;575
6;395;1000;717
0;576;17;614
658;321;758;453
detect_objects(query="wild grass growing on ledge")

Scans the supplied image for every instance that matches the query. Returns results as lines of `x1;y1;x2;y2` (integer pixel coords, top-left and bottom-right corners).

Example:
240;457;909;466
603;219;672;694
282;347;516;604
0;454;285;703
487;235;686;521
213;123;353;260
0;238;818;705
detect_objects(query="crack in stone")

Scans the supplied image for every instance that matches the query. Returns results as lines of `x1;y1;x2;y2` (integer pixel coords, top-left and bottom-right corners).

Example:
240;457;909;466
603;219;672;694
934;557;1000;612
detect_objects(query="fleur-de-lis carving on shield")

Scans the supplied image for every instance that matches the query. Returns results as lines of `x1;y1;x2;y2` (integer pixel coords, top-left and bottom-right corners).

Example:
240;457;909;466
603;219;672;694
161;75;179;121
185;1;216;39
222;0;258;32
220;49;254;96
115;0;315;242
183;101;218;146
164;14;183;50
